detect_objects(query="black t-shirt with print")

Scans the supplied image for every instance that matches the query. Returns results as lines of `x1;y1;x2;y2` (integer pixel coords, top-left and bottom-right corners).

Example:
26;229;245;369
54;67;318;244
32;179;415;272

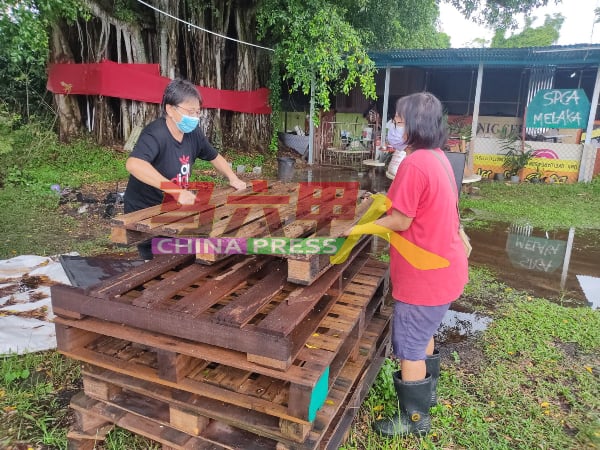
124;117;218;213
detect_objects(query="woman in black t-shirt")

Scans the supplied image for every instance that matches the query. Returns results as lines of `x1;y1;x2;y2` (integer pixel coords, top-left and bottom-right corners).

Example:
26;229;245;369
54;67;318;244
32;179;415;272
124;78;246;260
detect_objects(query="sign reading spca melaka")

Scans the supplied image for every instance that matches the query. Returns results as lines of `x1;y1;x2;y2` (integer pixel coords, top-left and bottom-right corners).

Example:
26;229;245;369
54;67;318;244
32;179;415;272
526;89;590;129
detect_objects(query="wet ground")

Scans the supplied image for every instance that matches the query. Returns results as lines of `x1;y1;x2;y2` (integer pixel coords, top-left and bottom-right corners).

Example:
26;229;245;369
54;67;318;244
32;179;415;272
467;223;600;309
290;164;600;345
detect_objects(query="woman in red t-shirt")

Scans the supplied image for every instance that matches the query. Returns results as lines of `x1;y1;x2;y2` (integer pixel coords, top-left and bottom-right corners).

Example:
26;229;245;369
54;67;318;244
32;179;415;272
346;92;468;437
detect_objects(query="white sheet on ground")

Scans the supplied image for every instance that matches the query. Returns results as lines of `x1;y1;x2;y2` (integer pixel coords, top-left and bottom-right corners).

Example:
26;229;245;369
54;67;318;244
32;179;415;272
0;254;74;355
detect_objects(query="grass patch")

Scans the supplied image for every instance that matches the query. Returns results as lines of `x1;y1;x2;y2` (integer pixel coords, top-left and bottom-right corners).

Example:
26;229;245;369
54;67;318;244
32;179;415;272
0;351;158;449
345;279;600;450
460;179;600;230
0;187;79;259
0;186;120;259
0;351;80;449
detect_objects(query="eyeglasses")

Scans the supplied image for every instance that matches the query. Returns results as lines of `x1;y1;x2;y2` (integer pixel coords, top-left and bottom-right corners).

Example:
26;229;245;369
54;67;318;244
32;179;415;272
174;105;202;117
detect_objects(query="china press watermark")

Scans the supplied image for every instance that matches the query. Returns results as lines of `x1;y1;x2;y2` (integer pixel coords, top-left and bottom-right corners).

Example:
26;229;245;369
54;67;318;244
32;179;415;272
152;237;346;256
150;182;450;269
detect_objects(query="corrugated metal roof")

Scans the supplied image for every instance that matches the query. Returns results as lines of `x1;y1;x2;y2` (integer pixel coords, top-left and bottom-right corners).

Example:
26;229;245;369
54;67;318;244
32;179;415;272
369;44;600;68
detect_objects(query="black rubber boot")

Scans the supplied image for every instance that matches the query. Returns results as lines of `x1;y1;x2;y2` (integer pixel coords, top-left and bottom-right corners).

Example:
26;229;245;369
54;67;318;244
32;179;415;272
426;350;440;407
372;371;432;437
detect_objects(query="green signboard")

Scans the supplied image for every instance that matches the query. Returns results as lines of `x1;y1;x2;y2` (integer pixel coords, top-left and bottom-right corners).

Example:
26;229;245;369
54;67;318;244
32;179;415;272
526;89;590;129
505;233;566;273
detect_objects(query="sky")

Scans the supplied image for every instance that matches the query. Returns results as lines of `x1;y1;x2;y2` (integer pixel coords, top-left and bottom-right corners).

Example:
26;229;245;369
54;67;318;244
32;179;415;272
439;0;600;48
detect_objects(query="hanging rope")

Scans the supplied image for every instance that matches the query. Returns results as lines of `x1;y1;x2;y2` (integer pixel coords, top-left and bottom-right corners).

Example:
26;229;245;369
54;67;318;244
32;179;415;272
135;0;274;52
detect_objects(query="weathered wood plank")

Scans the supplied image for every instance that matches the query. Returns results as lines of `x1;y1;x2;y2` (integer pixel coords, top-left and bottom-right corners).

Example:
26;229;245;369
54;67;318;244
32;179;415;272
85;254;194;299
55;324;100;353
157;350;201;383
82;365;305;444
256;237;370;335
72;308;390;448
53;316;318;387
212;260;287;326
111;204;171;226
52;283;292;361
110;227;148;244
128;181;292;238
168;256;270;316
71;391;221;449
82;375;122;401
169;406;210;436
135;209;200;232
132;260;228;308
64;346;302;423
135;182;242;235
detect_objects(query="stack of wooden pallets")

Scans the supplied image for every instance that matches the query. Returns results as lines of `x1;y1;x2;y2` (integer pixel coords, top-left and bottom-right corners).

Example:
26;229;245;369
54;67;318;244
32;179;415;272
51;181;391;449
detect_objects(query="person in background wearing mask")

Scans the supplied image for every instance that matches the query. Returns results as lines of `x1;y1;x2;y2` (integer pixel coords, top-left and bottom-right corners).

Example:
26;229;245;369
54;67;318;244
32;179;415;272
124;78;246;260
385;115;408;179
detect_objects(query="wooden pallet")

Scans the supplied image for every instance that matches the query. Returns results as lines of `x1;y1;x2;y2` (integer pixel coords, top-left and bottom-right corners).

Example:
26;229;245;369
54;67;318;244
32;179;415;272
55;258;388;426
66;309;391;450
110;180;373;284
52;237;384;371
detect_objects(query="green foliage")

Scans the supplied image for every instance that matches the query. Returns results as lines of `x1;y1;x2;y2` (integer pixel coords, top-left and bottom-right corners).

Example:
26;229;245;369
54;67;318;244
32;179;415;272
0;185;76;259
336;0;451;51
0;121;129;258
0;1;88;118
268;52;283;154
0;107;17;155
491;13;564;48
501;147;534;176
449;0;558;28
112;0;139;23
0;118;128;188
498;128;533;176
230;153;265;168
363;358;400;417
258;0;377;118
104;427;161;449
456;266;509;311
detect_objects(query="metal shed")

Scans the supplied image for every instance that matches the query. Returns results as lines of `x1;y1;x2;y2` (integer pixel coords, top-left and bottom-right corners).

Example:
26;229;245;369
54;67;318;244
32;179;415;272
368;44;600;182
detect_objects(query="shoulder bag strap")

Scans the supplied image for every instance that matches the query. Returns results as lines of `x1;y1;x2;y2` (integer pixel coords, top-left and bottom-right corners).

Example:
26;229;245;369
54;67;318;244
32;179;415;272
429;150;461;221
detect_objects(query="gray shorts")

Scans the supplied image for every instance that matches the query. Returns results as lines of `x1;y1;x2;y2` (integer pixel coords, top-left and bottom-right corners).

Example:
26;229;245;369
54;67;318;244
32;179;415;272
391;300;451;361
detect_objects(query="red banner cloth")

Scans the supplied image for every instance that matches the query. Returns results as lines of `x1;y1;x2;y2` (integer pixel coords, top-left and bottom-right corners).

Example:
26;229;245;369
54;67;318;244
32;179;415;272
47;60;271;114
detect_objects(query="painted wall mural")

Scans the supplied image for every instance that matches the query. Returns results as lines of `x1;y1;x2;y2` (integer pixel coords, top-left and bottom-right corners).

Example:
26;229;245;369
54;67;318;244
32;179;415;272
473;152;578;183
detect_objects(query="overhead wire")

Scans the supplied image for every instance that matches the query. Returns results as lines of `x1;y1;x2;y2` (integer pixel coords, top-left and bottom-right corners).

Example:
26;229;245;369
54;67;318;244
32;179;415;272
135;0;274;52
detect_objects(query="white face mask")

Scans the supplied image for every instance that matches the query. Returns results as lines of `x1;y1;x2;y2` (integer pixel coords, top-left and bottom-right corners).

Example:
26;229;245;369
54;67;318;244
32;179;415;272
387;124;406;149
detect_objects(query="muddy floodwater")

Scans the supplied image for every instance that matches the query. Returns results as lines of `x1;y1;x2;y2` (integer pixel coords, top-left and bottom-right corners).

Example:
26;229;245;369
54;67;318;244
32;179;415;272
468;224;600;309
290;164;600;313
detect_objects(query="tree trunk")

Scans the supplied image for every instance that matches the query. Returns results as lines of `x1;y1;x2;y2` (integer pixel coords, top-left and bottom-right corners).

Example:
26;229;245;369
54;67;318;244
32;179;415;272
231;2;271;152
49;24;82;142
49;0;271;152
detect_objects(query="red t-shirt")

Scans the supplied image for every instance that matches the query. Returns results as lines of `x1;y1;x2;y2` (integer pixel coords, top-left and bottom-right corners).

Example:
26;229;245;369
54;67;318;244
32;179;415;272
387;148;468;306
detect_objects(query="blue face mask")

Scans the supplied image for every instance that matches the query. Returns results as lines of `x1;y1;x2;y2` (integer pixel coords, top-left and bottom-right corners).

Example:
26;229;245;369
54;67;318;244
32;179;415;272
387;124;406;149
175;115;199;133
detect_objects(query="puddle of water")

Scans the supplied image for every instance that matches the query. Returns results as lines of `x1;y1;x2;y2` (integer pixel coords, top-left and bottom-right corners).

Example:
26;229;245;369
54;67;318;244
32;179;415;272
467;223;600;308
289;164;392;194
438;310;493;342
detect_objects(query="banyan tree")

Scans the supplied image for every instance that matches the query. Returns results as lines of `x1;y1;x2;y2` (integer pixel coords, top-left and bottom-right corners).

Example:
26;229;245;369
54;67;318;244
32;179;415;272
48;0;272;151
